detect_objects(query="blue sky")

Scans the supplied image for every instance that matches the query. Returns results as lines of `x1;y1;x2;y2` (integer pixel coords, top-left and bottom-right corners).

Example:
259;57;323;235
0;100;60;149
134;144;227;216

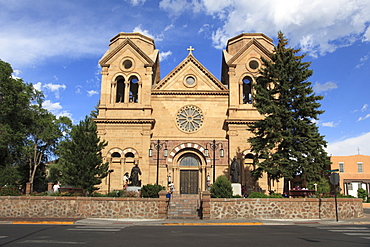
1;0;369;156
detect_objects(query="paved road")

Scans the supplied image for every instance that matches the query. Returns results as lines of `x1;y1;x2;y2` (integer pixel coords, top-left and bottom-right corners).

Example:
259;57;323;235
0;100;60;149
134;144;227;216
1;224;370;246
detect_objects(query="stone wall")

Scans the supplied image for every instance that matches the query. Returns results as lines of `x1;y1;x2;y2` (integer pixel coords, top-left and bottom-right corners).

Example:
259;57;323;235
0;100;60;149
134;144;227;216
0;194;363;220
207;197;363;220
0;195;168;219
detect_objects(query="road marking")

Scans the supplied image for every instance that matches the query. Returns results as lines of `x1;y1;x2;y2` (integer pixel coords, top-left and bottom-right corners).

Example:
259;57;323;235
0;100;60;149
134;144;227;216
18;240;85;244
0;236;8;239
162;222;263;226
317;227;369;230
343;233;370;236
329;230;370;232
12;221;75;225
67;228;121;232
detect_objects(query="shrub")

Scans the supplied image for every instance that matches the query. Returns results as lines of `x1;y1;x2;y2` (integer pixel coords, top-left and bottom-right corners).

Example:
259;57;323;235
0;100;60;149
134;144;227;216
269;193;284;198
247;192;269;198
0;186;21;196
210;175;233;198
357;188;368;202
141;184;165;198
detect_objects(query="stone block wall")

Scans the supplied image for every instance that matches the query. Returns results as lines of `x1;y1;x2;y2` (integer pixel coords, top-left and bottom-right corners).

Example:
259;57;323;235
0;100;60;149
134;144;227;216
207;198;363;220
0;196;168;219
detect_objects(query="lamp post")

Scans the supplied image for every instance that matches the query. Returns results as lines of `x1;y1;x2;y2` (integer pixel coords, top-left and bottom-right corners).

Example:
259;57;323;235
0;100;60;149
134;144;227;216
149;140;168;185
205;140;224;183
107;169;114;193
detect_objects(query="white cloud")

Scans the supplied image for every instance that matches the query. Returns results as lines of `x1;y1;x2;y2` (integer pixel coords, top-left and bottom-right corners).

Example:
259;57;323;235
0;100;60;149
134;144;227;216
33;82;42;92
160;0;370;56
159;51;172;61
357;114;370;122
313;81;338;93
42;100;62;111
133;25;163;41
164;24;174;32
33;82;66;99
326;132;370;156
322;122;337;128
127;0;146;6
355;54;369;69
43;83;66;92
87;90;99;97
75;85;82;94
361;104;368;112
11;69;22;79
42;100;73;119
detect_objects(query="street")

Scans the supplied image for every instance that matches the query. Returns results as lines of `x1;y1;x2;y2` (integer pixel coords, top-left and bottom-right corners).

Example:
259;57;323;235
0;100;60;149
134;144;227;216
0;224;370;246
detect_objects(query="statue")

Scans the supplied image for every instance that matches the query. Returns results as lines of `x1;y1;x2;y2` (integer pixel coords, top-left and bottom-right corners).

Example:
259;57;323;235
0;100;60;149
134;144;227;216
230;158;240;183
130;164;142;186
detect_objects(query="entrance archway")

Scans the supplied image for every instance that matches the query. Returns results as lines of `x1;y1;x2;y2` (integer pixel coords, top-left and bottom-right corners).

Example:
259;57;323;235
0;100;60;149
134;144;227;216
179;154;199;194
170;147;209;195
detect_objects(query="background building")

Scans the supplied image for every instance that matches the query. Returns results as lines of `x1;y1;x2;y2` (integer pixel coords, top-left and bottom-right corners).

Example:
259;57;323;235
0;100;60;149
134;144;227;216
331;155;370;197
95;32;281;194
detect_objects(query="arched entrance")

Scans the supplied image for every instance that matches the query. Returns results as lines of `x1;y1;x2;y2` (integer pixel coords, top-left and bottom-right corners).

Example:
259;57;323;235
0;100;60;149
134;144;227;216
169;146;209;195
179;154;199;194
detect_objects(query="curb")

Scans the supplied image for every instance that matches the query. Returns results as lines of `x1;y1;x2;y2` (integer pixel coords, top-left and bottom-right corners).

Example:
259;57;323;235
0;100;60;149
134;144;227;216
11;221;75;225
162;222;263;226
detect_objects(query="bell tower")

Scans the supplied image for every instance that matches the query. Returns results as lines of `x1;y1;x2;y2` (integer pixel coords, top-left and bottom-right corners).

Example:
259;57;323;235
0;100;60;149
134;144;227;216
95;33;160;192
222;33;274;189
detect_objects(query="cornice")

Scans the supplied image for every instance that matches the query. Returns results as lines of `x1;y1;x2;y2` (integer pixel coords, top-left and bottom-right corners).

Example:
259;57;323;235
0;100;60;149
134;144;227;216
151;90;229;96
94;118;155;125
227;38;272;66
99;38;155;67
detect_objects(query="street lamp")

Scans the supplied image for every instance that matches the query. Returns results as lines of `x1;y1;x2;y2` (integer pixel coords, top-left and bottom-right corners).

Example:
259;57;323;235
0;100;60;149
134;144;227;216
107;169;114;193
149;140;168;185
205;140;224;183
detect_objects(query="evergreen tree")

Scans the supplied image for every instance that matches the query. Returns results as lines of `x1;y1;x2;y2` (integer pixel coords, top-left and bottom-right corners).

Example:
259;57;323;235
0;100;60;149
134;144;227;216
210;175;233;198
58;116;109;195
248;32;331;190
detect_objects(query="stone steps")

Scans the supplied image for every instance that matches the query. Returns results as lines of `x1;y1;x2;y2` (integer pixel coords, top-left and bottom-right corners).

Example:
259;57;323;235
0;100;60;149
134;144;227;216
167;194;200;219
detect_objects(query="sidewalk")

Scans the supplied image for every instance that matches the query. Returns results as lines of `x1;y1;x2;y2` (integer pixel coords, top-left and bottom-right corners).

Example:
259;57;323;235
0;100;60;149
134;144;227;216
1;212;370;226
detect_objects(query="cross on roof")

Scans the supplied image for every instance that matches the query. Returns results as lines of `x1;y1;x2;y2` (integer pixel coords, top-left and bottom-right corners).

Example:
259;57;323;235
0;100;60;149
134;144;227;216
187;46;194;54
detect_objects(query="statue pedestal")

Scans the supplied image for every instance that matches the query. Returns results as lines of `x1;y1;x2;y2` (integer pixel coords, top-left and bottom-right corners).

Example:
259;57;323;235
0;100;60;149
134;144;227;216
231;183;242;196
126;186;141;193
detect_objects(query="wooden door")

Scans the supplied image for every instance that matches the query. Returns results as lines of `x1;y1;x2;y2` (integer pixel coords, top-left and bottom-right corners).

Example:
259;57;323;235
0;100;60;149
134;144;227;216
180;170;198;194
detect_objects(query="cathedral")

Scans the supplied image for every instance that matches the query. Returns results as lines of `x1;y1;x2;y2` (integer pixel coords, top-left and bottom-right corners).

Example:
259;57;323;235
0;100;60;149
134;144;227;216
95;32;283;194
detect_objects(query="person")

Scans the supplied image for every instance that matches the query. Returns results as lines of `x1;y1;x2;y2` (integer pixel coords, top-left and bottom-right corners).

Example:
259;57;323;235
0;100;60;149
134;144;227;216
123;172;129;189
169;183;175;193
230;158;240;183
130;164;141;186
53;182;60;193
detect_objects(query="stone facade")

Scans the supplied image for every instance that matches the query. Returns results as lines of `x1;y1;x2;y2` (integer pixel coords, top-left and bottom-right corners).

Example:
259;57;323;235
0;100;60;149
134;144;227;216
95;32;282;194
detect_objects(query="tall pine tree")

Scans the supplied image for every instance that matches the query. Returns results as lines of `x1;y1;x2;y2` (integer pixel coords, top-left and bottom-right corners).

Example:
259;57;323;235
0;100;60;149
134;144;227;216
57;116;109;195
248;32;331;191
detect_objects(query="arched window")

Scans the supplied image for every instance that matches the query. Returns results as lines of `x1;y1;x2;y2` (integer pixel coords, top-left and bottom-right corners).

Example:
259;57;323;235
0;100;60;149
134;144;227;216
116;76;125;103
242;76;252;104
112;152;121;158
125;152;135;158
180;154;199;166
129;76;139;103
245;153;254;159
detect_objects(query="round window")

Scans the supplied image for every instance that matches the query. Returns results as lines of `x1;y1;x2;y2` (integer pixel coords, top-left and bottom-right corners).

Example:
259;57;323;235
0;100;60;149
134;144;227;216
176;105;204;133
249;60;259;70
186;76;195;85
123;59;133;70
